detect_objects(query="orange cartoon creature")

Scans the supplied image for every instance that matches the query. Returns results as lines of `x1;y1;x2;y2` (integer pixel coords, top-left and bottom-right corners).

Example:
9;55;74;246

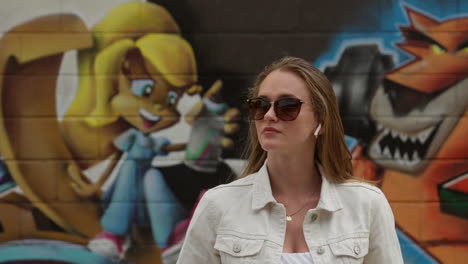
0;2;239;263
350;7;468;263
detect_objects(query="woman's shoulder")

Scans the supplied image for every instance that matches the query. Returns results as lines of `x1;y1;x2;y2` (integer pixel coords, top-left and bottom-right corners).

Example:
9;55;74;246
334;180;388;206
215;172;257;190
336;180;383;194
201;172;257;205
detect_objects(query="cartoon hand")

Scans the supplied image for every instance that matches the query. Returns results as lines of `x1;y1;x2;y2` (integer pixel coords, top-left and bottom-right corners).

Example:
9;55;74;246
68;164;102;198
221;108;240;149
185;80;241;148
204;80;240;149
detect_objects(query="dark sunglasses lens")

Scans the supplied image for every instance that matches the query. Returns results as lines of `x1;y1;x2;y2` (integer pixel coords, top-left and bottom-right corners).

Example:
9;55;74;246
248;99;270;120
276;98;302;121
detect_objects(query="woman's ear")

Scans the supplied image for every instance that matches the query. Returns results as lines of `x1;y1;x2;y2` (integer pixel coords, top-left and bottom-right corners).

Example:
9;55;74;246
313;123;322;138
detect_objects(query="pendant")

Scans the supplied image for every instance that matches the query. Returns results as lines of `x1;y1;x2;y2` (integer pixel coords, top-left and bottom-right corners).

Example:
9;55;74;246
286;215;292;221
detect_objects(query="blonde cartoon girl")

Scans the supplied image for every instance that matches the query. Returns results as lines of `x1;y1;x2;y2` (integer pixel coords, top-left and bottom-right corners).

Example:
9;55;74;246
59;2;239;260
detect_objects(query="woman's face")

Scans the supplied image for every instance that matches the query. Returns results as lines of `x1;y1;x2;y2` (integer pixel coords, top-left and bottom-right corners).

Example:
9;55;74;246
255;70;319;153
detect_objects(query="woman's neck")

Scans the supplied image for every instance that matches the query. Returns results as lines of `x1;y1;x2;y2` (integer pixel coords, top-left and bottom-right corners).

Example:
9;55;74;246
267;150;321;199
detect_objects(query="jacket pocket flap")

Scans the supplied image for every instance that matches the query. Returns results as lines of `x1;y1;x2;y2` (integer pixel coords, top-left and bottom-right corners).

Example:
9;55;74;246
214;235;264;257
329;236;369;258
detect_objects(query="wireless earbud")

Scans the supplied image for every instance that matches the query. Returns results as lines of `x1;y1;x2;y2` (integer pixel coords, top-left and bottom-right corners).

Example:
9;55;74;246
314;123;322;138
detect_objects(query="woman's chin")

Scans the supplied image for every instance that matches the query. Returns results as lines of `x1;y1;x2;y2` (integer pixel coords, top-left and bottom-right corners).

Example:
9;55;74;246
260;142;287;152
261;140;312;154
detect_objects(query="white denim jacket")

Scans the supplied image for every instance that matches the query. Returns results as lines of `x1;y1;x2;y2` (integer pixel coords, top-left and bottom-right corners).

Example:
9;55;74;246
177;161;403;264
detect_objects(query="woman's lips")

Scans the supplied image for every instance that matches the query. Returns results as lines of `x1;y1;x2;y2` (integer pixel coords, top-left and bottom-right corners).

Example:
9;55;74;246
262;127;280;134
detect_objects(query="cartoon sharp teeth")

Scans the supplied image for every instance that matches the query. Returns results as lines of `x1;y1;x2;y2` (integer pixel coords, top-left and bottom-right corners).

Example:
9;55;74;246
412;151;421;163
405;156;417;167
410;135;418;144
418;126;434;143
396;158;406;166
374;142;382;155
394;148;402;160
383;146;392;158
401;153;411;167
139;108;160;122
403;152;409;161
391;129;398;138
377;123;383;131
384;128;390;136
400;133;408;142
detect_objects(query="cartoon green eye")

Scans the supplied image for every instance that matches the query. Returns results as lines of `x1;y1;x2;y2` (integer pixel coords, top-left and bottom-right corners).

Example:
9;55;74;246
431;44;446;55
167;91;178;106
131;79;155;98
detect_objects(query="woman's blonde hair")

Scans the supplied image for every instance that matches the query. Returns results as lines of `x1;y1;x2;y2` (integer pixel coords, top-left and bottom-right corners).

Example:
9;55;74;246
240;56;354;183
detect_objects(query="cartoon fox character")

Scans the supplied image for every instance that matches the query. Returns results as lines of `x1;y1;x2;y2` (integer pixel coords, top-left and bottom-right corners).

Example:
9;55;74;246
0;2;239;263
352;7;468;263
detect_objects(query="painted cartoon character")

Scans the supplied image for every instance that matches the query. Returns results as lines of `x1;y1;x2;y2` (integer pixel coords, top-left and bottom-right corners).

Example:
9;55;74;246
58;3;239;260
80;45;196;259
0;2;238;263
329;7;467;263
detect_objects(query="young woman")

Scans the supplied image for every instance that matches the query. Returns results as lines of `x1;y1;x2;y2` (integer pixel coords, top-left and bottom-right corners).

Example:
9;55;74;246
177;57;403;263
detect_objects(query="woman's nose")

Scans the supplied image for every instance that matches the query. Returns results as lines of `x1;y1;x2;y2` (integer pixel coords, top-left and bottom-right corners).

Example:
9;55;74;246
263;104;278;121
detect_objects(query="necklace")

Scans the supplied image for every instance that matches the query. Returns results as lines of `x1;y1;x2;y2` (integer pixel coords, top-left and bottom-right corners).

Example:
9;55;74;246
285;184;320;222
286;204;307;221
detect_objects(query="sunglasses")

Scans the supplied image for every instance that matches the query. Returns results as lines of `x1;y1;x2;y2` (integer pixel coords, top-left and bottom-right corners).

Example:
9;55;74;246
246;97;304;121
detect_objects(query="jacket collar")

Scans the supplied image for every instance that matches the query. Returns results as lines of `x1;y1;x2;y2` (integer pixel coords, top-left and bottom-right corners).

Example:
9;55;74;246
252;159;342;212
252;161;277;210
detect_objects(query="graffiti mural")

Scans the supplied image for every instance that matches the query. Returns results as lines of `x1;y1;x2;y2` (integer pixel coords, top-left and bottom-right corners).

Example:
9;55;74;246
0;0;466;263
0;1;239;263
322;5;468;264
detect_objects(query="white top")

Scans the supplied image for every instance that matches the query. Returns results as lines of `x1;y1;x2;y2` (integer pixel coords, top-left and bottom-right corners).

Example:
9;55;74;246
281;252;313;263
177;160;404;264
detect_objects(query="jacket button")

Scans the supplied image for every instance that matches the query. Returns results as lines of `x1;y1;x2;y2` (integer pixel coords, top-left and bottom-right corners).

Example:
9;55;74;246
311;214;318;222
317;246;324;255
233;243;242;253
354;245;360;255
